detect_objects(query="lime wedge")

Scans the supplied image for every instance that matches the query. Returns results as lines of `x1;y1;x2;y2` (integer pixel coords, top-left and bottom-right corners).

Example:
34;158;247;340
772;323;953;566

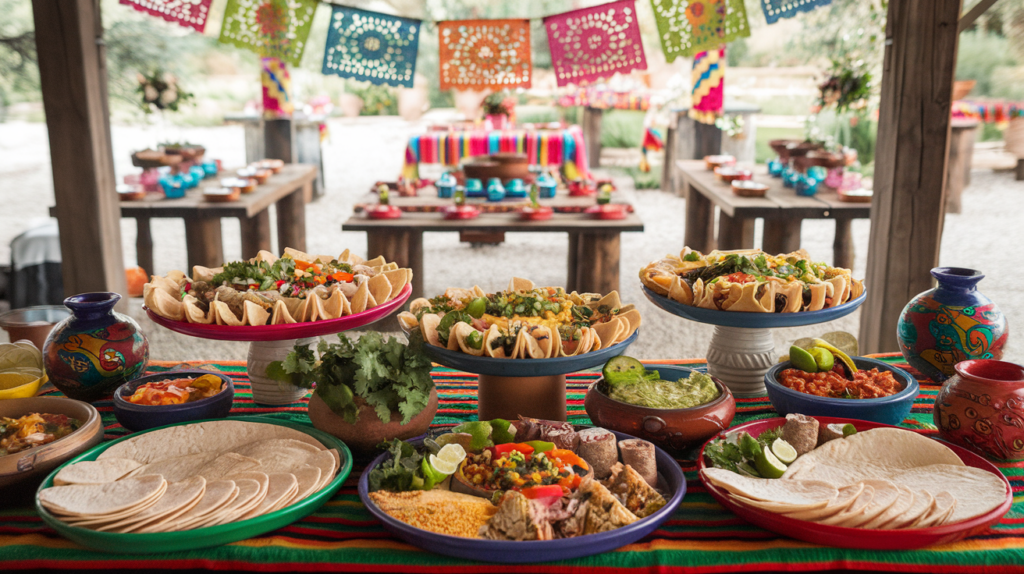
603;356;646;384
813;339;857;373
754;444;788;479
841;423;858;437
809;347;834;372
770;438;798;464
789;345;818;373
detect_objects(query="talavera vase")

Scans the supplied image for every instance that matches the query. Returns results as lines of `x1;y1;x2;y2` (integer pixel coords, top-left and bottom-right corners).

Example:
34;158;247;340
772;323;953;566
43;293;149;402
897;268;1008;383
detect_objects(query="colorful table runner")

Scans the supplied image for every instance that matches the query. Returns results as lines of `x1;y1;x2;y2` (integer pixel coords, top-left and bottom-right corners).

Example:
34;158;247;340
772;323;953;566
2;355;1022;572
557;88;651;111
403;127;590;177
953;100;1024;123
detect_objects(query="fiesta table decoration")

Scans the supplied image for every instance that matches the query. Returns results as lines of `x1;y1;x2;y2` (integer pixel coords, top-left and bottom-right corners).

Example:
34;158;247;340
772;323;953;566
261;57;293;118
438;19;532;91
544;0;647;87
761;0;833;24
691;48;725;124
322;5;421;88
119;0;213;32
650;0;750;61
556;87;650;111
219;0;317;66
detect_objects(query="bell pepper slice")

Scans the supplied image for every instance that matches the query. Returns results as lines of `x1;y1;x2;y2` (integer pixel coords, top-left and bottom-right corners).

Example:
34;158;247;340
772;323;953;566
521;484;564;505
557;473;582;491
548;449;589;471
523;440;555;453
493;442;535;457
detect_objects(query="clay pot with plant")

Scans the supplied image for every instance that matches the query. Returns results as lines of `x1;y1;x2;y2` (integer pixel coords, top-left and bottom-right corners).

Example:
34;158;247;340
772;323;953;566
268;332;437;455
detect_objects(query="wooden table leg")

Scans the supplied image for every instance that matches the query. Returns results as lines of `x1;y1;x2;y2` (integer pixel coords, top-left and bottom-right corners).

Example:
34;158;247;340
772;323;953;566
276;186;307;252
573;232;620;294
184;215;224;270
407;231;424;299
135;216;154;275
717;213;755;250
566;232;580;292
684;182;714;252
661;125;677;193
240;210;272;260
583;107;603;168
833;217;855;270
367;228;423;299
762;218;802;254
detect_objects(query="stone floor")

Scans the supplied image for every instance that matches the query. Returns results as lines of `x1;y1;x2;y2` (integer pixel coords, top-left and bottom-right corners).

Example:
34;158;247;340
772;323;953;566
1;117;1021;365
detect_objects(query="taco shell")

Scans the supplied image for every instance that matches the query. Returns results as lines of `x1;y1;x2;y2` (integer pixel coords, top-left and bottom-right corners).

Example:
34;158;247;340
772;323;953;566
382;269;410;297
420;314;441;347
270;300;297;325
182;295;214;324
145;287;185;321
509;277;535;292
482;325;507;358
351;281;371;314
243;301;270;326
368;274;393;306
211;300;244;326
453;322;485;357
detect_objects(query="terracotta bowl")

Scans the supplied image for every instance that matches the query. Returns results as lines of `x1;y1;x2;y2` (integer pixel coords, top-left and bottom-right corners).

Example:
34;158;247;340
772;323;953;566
714;167;753;183
0;306;69;351
203;187;241;203
732;180;769;197
450;452;595;499
769;139;800;158
117;184;147;201
0;397;103;488
221;177;256;194
307;389;438;456
584;364;736;453
704;155;735;170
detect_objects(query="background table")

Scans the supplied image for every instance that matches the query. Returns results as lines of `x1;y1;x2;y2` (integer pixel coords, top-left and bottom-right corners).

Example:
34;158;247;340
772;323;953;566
342;212;644;298
3;354;1022;572
677;160;871;268
51;164;316;272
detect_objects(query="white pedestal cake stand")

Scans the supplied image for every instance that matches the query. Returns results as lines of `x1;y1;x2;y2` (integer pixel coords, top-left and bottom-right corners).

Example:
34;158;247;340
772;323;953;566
642;287;866;397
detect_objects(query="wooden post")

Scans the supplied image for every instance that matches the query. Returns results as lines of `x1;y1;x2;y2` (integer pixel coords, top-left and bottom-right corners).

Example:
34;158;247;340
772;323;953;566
240;211;272;259
683;180;715;252
859;0;963;354
693;122;722;159
717;214;754;250
583;107;603;168
265;119;295;163
276;184;307;252
661;124;677;193
572;232;620;294
135;217;154;276
32;0;127;298
762;219;802;255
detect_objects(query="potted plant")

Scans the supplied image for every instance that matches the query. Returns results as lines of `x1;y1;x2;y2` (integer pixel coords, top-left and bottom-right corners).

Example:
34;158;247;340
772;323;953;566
268;332;437;454
482;91;516;130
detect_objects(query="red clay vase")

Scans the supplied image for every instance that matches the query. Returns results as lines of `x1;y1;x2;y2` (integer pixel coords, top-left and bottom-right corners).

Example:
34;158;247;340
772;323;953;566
934;359;1024;462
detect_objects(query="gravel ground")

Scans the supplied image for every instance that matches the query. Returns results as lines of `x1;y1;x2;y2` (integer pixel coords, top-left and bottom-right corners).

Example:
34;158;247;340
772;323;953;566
1;117;1021;364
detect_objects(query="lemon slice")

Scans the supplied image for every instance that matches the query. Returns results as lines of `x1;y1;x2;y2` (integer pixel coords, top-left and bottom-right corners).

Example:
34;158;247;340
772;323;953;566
770;438;798;464
813;339;857;373
428;444;467;476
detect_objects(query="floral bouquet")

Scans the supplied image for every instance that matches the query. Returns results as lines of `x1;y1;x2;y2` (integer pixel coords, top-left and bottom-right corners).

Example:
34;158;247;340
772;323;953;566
137;70;193;113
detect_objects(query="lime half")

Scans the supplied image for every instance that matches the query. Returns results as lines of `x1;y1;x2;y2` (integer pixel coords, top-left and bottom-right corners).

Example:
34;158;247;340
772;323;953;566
603;356;646;384
429;444;467;475
770;438;798;464
809;347;834;372
755;445;788;479
788;345;818;373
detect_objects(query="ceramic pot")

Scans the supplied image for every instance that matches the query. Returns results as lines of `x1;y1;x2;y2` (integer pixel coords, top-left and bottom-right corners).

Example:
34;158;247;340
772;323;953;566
897;268;1008;383
307;388;438;456
934;360;1024;461
43;293;149;402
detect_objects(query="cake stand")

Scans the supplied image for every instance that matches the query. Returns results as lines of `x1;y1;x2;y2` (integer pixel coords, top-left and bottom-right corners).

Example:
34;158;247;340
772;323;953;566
642;287;866;397
145;284;412;404
421;330;639;422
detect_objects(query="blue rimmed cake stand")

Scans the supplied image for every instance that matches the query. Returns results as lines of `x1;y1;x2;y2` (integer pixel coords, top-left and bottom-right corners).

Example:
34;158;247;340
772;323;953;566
642;286;866;397
421;330;639;421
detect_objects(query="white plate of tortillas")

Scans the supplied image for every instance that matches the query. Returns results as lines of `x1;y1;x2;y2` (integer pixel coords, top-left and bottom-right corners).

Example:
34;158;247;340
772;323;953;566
698;418;1012;549
35;418;352;554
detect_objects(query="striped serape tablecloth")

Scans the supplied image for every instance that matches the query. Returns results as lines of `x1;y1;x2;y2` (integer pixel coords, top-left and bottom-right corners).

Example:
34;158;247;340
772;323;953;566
1;354;1022;573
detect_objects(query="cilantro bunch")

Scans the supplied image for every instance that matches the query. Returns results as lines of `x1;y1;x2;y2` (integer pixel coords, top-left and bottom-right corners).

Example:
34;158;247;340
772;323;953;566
268;332;434;425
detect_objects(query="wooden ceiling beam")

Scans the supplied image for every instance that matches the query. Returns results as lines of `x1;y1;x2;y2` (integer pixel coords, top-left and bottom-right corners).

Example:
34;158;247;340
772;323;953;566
959;0;1000;32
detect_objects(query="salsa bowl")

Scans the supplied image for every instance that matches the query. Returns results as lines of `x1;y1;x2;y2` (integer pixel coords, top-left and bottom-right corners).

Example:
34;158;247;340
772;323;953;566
112;370;234;432
585;364;736;452
764;357;918;426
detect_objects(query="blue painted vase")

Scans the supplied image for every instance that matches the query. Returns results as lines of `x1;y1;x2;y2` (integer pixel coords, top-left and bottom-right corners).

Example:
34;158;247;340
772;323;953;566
537;172;557;198
897;268;1008;383
486;178;505;201
436;172;456;199
465;178;484;198
506;179;527;198
43;293;149;402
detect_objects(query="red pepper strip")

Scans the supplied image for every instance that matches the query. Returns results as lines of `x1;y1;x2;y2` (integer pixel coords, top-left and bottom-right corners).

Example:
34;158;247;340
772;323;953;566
331;271;354;282
557;473;582;492
493;442;535;457
295;260;312;271
724;272;755;283
548;449;589;471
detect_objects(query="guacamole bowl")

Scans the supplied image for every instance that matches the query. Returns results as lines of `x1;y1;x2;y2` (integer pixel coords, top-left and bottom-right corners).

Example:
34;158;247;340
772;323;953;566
584;364;735;453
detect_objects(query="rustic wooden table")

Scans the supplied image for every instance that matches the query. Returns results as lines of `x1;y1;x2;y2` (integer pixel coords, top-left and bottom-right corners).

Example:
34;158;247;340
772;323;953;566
54;164;317;273
677;160;871;268
342;212;644;299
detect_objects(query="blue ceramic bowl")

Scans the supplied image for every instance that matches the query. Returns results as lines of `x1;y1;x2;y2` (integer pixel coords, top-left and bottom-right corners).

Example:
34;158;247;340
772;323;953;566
112;370;234;432
764;357;918;426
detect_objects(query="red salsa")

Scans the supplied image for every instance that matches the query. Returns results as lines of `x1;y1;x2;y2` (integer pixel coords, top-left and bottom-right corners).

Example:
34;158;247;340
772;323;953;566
778;368;901;399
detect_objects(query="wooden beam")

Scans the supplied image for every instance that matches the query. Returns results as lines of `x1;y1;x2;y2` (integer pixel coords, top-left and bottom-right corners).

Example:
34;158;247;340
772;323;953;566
31;0;127;298
959;0;999;32
859;0;963;353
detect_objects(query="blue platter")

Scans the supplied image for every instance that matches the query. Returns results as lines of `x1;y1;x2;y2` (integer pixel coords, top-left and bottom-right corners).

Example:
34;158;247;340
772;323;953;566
421;329;639;377
358;429;686;563
642;286;866;329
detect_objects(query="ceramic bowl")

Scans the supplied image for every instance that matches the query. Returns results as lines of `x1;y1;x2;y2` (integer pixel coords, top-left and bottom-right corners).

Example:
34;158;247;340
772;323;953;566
704;155;736;170
0;306;69;351
112;370;234;432
116;184;147;201
714;167;753;183
732;180;769;197
203;187;240;203
764;357;918;426
0;373;47;400
0;397;103;488
584;364;736;452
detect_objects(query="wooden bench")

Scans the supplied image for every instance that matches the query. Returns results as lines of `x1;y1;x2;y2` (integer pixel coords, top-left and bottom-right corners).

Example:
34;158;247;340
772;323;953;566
678;160;871;268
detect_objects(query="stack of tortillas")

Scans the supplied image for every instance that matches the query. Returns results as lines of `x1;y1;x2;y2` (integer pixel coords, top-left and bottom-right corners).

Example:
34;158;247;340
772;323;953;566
39;421;340;533
702;428;1008;529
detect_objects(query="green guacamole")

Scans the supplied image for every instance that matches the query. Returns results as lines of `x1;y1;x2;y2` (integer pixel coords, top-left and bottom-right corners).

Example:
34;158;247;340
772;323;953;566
606;371;720;409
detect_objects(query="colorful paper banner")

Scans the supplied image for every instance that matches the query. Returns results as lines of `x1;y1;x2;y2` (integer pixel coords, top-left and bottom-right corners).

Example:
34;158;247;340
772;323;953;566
262;57;293;119
219;0;318;66
650;0;750;61
544;0;648;88
690;48;725;124
119;0;214;32
438;19;532;91
322;5;421;88
761;0;833;24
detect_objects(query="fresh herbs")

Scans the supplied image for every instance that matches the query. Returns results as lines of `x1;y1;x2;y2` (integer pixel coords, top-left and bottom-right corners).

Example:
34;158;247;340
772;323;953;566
437;311;471;346
704;427;786;475
209;256;353;296
368;439;423;491
267;332;434;425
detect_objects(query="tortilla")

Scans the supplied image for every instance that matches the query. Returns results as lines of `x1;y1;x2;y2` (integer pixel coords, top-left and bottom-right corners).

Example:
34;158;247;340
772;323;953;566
270;299;298;324
367;274;393;307
138;479;238;533
308;449;339;492
889;465;1007;524
591;320;623;351
40;475;167;516
241;473;299;520
133;452;221;483
483;325;508;358
917;492;957;527
98;421;325;465
383;269;410;297
97;477;207;533
702;468;838;505
453;322;485;357
144;287;184;321
396;311;419;333
289;465;323;504
351;281;372;314
509;277;535;292
231;439;321;474
780;483;864;521
195;453;263;480
884;488;935;530
816;485;875;526
54;458;143;486
181;295;214;324
859;482;915;529
831;479;901;528
419;314;442;347
364;256;386;268
196;478;263;528
211;300;244;326
243;300;271;326
322;289;347;319
528;325;556;358
191;266;218;282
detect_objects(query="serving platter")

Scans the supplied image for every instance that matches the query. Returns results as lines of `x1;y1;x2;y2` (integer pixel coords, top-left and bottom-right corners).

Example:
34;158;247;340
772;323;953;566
36;416;353;554
358;429;686;563
641;286;866;397
697;417;1013;550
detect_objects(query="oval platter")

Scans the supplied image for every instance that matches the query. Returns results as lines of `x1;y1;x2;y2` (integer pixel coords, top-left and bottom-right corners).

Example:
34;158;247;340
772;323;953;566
642;286;866;329
697;417;1013;550
35;416;353;554
145;284;411;342
359;428;685;563
420;329;639;377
